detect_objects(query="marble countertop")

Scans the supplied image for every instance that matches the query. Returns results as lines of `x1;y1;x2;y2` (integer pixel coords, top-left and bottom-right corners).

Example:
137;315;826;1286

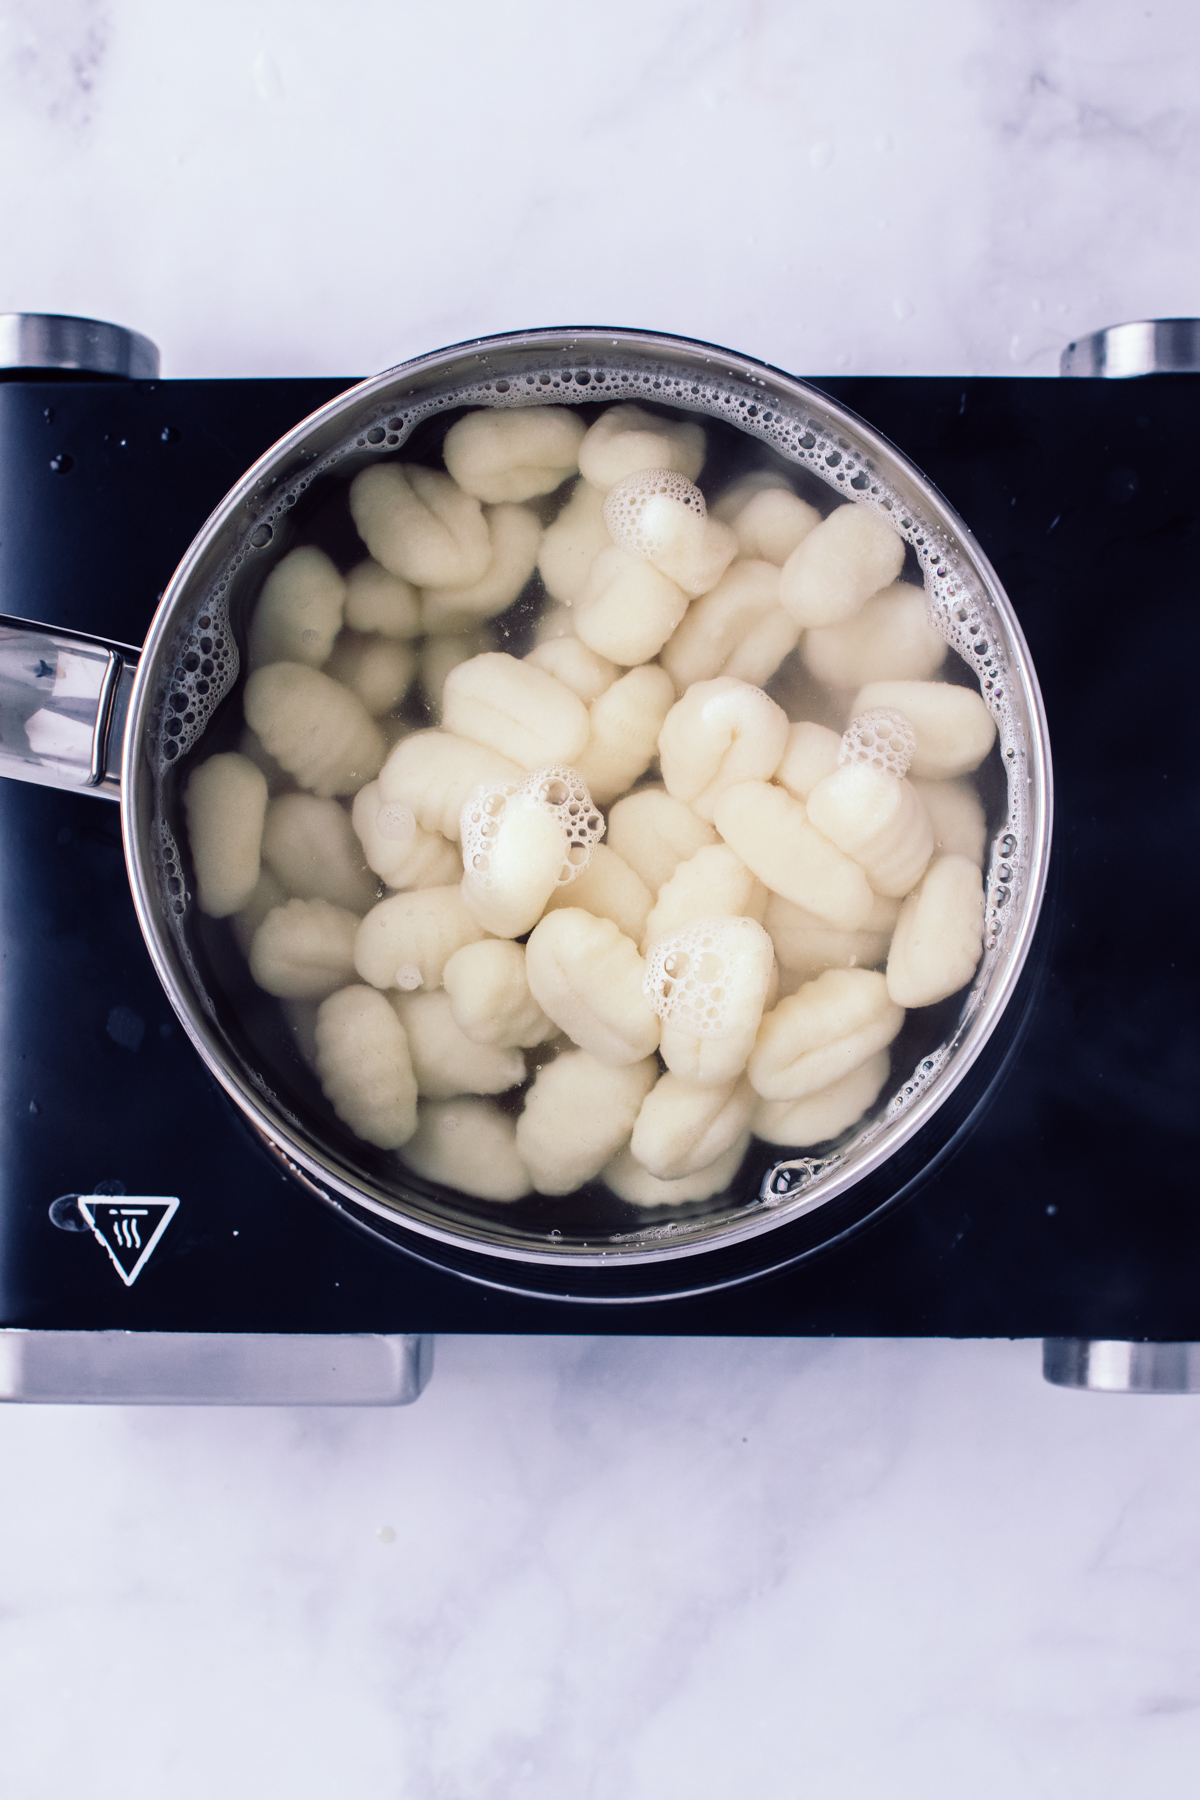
3;0;1197;382
2;1;1199;1793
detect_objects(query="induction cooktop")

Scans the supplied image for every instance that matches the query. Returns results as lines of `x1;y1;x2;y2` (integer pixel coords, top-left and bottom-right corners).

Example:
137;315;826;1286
1;325;1196;1401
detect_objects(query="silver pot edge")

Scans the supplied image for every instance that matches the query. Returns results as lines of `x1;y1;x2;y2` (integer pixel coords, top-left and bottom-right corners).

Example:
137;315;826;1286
118;326;1055;1277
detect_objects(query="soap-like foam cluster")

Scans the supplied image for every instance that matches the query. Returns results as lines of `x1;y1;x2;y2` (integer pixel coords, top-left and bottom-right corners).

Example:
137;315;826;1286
524;765;604;880
603;468;706;558
461;765;602;890
838;708;915;779
643;916;764;1039
158;602;237;767
461;782;522;886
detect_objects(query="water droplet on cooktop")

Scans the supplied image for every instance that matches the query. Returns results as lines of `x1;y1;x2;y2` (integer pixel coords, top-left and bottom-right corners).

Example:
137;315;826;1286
106;1006;145;1053
49;1195;87;1232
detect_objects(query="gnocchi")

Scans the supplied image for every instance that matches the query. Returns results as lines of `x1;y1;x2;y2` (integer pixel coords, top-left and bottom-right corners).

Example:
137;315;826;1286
442;651;590;771
322;632;416;718
525;908;661;1066
661;559;792;692
573;547;689;666
186;392;1001;1222
645;915;776;1087
752;1048;891;1147
764;888;900;981
349;463;491;589
658;677;789;822
442;405;585;503
261;791;378;914
642;844;766;950
802;580;947;688
808;766;933;899
604;469;737;598
573;664;676;807
523;636;619;702
400;1097;531;1201
343;558;422;639
541;843;654;946
417;626;491;721
378;729;523;842
247;545;345;671
605;786;718;895
354;884;487;991
392;988;526;1099
577;403;706;490
184;752;268;918
780;503;906;629
774;721;843;801
911;777;988;866
314;984;418;1149
851;679;997;780
748;968;904;1102
630;1072;755;1180
725;485;821;566
537;477;612;604
460;781;575;938
421;502;542;629
442;938;555;1049
886;854;985;1008
243;662;384;797
249;897;360;999
711;781;876;927
231;867;288;958
351;780;462;890
602;1134;750;1207
516;1050;658;1195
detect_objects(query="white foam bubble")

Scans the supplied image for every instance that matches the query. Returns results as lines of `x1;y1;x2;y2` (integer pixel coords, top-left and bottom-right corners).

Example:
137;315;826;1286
154;592;238;773
643;916;773;1038
838;708;915;779
460;765;603;890
602;468;706;560
460;781;520;888
523;765;604;880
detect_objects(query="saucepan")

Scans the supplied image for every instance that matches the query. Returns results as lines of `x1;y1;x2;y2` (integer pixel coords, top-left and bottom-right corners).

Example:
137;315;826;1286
0;328;1052;1302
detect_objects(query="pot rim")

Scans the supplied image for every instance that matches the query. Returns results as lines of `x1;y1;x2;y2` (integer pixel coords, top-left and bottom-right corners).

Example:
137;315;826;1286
122;325;1053;1279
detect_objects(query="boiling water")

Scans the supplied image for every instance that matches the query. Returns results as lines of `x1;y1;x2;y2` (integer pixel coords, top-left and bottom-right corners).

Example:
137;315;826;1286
150;350;1027;1248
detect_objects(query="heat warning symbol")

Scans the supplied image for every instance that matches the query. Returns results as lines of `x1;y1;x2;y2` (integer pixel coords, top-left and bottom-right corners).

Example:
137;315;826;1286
76;1196;180;1287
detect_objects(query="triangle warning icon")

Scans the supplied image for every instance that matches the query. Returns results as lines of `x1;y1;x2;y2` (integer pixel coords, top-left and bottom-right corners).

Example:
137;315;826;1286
77;1196;180;1287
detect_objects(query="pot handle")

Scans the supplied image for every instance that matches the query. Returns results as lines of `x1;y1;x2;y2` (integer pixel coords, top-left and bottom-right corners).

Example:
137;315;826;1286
0;616;139;801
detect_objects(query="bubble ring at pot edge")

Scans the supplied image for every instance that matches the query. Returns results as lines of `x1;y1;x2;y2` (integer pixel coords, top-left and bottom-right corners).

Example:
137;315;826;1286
141;339;1044;1263
150;590;238;776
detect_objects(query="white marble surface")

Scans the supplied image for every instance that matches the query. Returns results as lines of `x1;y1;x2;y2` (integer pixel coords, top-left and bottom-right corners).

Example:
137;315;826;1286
2;0;1199;380
4;1339;1200;1797
3;1;1200;1793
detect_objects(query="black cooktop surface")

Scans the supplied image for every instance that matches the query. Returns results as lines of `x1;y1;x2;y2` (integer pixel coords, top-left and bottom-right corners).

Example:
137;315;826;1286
1;371;1196;1335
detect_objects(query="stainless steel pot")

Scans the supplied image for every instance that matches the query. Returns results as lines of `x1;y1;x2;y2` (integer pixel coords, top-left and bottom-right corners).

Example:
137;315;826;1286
0;326;1052;1298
